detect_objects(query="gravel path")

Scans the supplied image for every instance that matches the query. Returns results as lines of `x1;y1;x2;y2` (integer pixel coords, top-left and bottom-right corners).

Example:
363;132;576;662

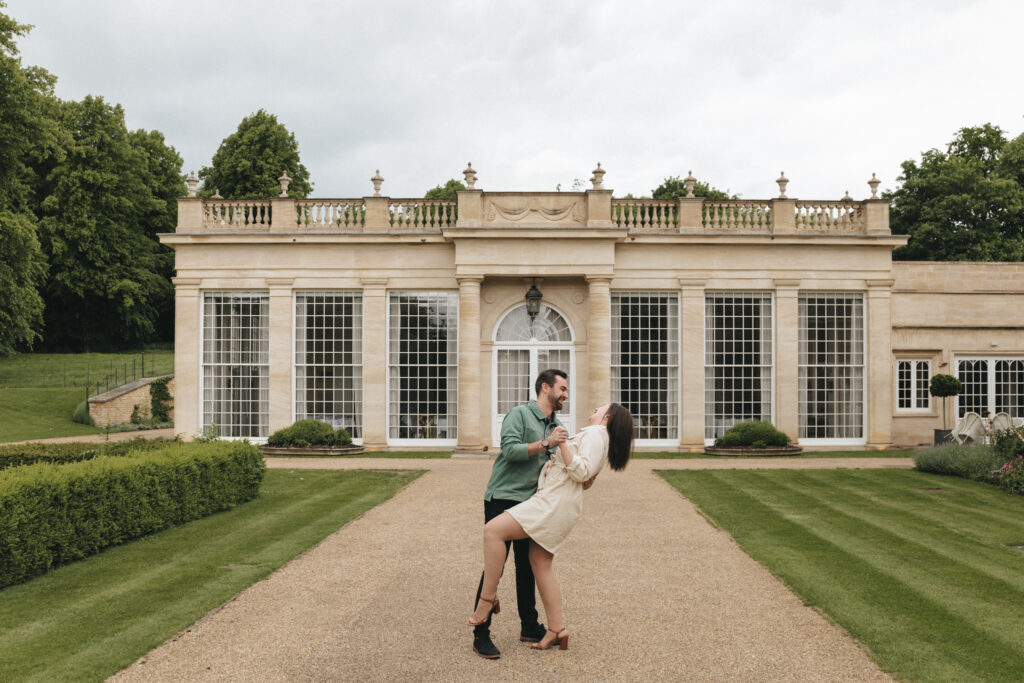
111;457;903;682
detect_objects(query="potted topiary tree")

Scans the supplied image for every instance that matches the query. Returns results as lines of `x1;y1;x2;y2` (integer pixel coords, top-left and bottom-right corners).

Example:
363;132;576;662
704;420;802;456
261;419;364;456
929;373;962;445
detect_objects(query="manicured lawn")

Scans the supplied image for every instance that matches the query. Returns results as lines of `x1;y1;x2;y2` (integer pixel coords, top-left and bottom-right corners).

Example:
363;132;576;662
659;469;1024;682
0;388;102;442
633;448;916;459
0;468;423;682
0;348;174;389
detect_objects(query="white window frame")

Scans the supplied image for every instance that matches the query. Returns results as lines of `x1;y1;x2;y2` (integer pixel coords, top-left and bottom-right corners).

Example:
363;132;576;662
895;358;931;413
610;291;681;448
386;291;459;447
954;355;1024;419
199;291;270;442
703;291;775;445
798;292;866;446
292;291;364;444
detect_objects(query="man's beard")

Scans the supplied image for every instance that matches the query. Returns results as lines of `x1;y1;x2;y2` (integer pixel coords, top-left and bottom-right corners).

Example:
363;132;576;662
552;396;564;412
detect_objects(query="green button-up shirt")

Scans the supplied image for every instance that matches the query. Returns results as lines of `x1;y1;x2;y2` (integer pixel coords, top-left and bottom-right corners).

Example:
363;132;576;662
484;400;564;503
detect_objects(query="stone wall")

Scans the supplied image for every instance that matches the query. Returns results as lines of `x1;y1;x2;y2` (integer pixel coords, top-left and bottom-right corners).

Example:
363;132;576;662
88;376;175;428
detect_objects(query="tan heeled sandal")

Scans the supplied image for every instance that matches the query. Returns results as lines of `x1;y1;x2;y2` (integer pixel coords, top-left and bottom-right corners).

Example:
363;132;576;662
467;595;501;626
531;627;568;651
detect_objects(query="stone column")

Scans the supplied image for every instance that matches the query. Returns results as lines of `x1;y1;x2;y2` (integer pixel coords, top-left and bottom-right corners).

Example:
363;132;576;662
172;278;201;437
866;280;895;448
679;279;706;450
456;276;483;452
361;278;389;449
586;276;613;410
774;279;801;442
267;278;294;434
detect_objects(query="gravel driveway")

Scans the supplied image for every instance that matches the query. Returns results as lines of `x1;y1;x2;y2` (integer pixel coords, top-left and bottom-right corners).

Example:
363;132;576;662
110;457;904;681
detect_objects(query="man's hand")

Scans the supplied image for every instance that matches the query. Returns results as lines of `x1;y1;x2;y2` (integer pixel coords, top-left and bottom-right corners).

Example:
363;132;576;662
582;472;598;490
549;426;569;445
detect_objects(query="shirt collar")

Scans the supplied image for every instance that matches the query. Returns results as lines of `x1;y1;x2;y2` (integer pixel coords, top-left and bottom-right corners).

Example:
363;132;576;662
527;400;552;422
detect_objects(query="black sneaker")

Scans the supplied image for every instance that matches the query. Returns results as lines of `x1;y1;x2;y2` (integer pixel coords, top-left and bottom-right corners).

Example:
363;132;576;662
519;622;547;643
473;633;501;659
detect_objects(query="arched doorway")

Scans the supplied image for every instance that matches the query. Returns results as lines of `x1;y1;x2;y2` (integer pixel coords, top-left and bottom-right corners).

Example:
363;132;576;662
492;303;575;446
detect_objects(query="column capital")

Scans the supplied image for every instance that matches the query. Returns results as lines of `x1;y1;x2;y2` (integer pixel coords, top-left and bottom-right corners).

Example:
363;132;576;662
360;277;389;289
585;274;613;284
456;275;484;285
171;277;201;289
866;278;895;290
678;277;706;290
266;277;294;289
773;278;801;289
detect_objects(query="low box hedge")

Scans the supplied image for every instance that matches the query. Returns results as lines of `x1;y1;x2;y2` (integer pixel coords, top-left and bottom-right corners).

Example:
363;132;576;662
0;438;173;471
0;441;265;588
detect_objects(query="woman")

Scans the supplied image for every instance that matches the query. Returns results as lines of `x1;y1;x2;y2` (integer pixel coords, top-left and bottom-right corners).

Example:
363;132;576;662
467;402;634;651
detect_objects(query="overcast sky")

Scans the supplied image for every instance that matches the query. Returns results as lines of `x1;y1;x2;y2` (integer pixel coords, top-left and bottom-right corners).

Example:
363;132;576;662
6;0;1023;200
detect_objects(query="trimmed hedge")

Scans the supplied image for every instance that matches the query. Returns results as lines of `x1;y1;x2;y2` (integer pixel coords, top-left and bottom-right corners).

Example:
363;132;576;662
0;441;265;588
267;419;352;447
0;438;173;471
714;420;791;448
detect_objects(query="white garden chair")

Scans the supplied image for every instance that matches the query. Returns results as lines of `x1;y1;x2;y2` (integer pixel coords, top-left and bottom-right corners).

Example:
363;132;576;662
991;412;1013;435
951;412;985;444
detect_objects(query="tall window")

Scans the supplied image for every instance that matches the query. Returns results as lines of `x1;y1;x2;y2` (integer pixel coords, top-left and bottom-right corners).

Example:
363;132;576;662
294;292;363;438
896;359;930;411
956;357;1024;417
799;293;864;441
611;292;679;441
705;292;773;439
202;292;269;438
388;292;458;441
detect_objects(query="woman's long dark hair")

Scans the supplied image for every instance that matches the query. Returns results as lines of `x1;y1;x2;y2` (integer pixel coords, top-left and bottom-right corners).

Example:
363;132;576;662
605;403;634;471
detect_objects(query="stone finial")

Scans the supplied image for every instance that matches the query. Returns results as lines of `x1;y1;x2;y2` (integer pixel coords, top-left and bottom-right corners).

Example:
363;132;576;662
590;162;606;190
371;169;384;197
842;190;853;201
278;171;291;197
776;171;789;199
684;170;697;198
212;188;222;199
867;172;880;199
186;171;198;197
463;162;477;189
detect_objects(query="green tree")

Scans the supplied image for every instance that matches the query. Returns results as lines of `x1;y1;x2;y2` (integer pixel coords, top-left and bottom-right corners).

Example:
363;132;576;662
199;110;312;199
0;3;54;354
652;176;734;200
36;96;172;350
424;178;465;199
890;124;1024;261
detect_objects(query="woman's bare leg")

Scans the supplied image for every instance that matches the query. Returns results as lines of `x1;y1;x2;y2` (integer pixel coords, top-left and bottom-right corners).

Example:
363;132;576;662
529;540;565;644
469;512;529;624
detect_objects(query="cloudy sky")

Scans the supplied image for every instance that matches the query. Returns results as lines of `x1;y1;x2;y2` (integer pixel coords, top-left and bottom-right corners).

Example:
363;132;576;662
6;0;1023;200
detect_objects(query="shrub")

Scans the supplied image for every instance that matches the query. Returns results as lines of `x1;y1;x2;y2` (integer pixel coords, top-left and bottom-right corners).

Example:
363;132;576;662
0;441;265;588
267;420;352;447
72;400;94;426
992;455;1024;495
150;377;172;422
913;443;1005;481
929;374;962;430
0;438;173;470
130;403;146;424
714;421;791;448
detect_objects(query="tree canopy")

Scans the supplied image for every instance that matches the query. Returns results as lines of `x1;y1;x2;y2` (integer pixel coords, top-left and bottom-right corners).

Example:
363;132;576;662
653;175;734;200
424;179;465;199
199;110;312;199
890;124;1024;261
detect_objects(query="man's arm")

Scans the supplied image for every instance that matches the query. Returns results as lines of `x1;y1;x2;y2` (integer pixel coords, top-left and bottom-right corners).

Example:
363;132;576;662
499;409;565;462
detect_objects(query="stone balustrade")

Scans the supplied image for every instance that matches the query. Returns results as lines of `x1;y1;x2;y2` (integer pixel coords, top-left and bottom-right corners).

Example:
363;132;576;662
176;167;890;236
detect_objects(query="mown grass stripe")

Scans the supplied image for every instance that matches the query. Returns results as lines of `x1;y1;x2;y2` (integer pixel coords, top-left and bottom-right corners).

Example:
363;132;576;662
661;470;1024;682
743;470;1024;644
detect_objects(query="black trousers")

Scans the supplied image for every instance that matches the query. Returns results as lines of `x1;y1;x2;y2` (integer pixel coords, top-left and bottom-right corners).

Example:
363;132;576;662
473;498;539;637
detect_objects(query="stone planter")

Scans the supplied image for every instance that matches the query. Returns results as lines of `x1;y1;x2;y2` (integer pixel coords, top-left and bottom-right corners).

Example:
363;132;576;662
703;445;803;457
260;444;365;457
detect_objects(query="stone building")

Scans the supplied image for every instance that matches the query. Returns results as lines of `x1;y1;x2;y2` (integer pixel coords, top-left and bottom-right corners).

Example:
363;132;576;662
163;165;1024;450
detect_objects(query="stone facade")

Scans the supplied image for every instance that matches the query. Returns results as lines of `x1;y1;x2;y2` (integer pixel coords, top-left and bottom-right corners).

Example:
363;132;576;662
88;376;175;428
161;168;1022;449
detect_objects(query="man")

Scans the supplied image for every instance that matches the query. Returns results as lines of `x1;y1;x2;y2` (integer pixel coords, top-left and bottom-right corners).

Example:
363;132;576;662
472;368;569;659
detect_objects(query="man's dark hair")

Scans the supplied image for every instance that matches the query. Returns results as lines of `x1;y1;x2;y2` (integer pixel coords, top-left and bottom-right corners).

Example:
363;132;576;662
535;368;568;398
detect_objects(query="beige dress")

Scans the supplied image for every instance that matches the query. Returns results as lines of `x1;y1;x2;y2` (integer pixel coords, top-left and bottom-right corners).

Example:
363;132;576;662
506;425;609;554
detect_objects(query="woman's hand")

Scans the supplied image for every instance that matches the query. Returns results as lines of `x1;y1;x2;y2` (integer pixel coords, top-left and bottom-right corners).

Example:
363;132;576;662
582;473;598;490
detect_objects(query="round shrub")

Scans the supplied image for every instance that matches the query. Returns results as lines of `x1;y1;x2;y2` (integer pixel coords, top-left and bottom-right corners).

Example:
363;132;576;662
72;400;94;426
715;421;791;448
929;374;962;398
267;420;350;447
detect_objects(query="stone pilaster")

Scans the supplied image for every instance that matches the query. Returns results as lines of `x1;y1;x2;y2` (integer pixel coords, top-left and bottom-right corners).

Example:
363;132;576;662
172;278;201;437
680;279;706;450
267;278;294;434
774;279;801;442
361;278;389;448
456;276;483;451
586;276;613;411
866;279;895;448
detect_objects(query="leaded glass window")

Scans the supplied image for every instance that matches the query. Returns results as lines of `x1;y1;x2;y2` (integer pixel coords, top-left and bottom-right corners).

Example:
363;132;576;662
201;292;269;438
956;357;1024;418
388;292;458;440
896;359;930;411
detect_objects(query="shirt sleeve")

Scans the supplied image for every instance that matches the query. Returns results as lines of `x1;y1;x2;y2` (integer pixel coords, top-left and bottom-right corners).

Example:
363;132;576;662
499;408;531;462
563;429;606;482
